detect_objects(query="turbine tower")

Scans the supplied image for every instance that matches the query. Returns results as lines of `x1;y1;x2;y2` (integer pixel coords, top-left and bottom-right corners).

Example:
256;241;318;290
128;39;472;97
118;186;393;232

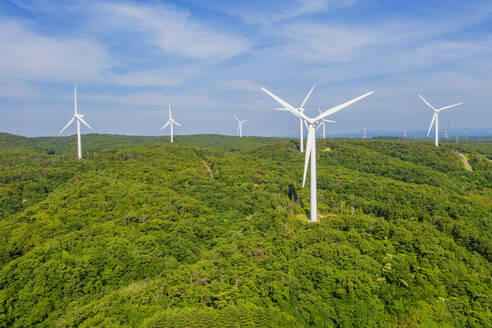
274;84;316;152
403;128;407;139
262;86;373;222
418;95;463;147
59;85;92;160
161;104;181;143
234;115;248;137
317;108;337;139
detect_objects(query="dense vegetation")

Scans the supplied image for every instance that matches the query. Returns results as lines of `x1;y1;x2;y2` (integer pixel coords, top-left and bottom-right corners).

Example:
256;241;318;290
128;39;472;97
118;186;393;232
0;133;490;327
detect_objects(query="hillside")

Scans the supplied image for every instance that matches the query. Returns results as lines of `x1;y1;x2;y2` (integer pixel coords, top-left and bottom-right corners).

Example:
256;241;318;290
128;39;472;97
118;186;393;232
0;133;283;155
0;133;490;327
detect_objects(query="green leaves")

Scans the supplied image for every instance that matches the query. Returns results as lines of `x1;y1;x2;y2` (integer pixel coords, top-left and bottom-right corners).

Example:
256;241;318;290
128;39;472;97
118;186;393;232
0;134;490;327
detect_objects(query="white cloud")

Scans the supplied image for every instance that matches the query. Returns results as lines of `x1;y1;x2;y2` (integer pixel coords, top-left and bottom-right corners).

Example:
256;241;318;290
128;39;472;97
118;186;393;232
258;1;492;65
109;67;199;87
218;0;354;24
95;2;251;60
215;79;260;92
0;1;251;89
356;36;492;78
0;20;109;82
406;38;492;65
0;80;44;99
8;0;81;16
276;22;375;62
83;91;230;109
1;0;491;136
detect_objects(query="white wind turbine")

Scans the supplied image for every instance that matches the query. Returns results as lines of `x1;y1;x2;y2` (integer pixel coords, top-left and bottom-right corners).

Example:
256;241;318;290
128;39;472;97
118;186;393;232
274;84;316;152
262;87;373;222
418;95;463;147
317;107;337;139
161;104;181;143
59;85;92;160
234;115;247;137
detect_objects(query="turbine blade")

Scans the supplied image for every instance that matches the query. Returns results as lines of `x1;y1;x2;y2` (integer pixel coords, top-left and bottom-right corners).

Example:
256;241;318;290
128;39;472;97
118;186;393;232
427;113;437;136
261;87;310;121
241;119;248;124
318;107;322;115
438;102;463;111
73;85;78;115
171;119;181;127
324;119;337;123
303;130;314;187
418;94;436;111
77;116;92;129
274;107;289;111
300;84;316;109
234;115;240;123
315;91;374;121
59;116;75;134
161;121;171;130
169;104;172;119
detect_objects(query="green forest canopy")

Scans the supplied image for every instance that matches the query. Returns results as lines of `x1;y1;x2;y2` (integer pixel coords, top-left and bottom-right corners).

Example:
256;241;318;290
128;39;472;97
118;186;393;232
0;133;490;327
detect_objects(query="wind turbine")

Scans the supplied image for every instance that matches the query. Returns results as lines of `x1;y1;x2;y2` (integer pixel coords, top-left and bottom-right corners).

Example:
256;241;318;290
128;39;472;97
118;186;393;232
262;87;373;222
161;104;181;143
317;107;337;139
234;115;247;137
59;85;92;160
274;84;316;152
418;95;463;147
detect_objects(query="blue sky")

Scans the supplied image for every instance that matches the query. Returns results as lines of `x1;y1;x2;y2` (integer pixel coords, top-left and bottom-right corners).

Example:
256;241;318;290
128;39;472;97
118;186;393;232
0;0;491;137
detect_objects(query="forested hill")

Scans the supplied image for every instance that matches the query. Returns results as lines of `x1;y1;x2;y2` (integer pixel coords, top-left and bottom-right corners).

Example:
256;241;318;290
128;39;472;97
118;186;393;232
0;133;283;154
0;133;490;327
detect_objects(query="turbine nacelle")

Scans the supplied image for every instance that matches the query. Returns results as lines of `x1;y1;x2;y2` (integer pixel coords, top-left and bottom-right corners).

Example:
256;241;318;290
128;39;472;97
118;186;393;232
419;94;463;113
234;115;247;124
418;94;463;146
59;89;92;134
161;104;181;142
59;85;92;160
318;108;337;126
234;115;247;137
262;86;374;222
271;84;316;153
263;87;373;125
